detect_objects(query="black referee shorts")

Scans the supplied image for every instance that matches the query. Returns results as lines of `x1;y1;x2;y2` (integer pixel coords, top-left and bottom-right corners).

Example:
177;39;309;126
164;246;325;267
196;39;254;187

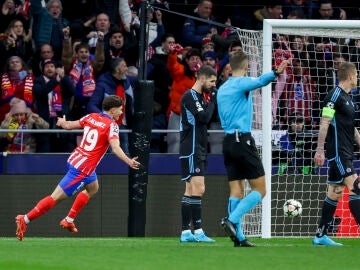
223;132;265;181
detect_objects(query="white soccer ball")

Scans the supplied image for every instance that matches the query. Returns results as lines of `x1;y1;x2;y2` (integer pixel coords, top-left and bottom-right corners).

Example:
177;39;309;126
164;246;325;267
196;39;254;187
283;199;302;218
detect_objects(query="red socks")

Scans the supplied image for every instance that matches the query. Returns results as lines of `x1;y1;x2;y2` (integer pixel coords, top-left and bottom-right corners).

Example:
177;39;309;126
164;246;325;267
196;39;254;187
26;196;56;221
25;192;90;222
67;192;90;219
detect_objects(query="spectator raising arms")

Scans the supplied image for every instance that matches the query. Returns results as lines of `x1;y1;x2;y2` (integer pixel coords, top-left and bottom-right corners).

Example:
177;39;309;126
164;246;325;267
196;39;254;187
85;12;111;55
30;0;69;59
64;41;104;120
33;58;76;152
2;19;33;65
281;57;316;127
0;0;31;33
166;46;202;153
147;33;175;153
103;27;138;73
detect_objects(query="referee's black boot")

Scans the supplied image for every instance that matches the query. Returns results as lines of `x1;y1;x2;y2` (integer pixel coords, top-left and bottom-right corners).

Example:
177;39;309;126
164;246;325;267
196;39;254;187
220;217;237;243
234;238;256;247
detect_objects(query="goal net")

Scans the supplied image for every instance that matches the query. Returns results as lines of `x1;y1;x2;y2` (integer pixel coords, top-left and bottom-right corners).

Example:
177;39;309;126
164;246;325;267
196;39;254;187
235;19;360;238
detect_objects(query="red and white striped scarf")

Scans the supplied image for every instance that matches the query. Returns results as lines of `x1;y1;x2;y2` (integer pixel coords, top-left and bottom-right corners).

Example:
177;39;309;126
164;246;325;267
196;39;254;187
1;73;33;105
69;60;96;97
49;85;63;117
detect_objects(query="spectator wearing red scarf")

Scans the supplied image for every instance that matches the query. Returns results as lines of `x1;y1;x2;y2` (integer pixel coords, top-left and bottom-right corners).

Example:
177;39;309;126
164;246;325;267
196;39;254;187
0;55;34;122
33;58;76;152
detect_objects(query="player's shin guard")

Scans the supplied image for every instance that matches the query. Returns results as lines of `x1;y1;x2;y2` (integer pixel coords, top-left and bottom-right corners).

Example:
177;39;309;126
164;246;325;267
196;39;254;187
316;197;338;237
349;195;360;225
26;196;56;221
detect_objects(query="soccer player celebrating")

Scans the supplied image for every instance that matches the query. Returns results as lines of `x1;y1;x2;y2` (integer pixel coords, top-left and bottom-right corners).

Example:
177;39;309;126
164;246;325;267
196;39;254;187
313;62;360;246
15;95;140;241
218;51;288;247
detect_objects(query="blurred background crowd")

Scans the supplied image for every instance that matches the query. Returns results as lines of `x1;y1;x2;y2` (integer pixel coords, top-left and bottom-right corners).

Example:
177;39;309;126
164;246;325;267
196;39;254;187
1;0;360;155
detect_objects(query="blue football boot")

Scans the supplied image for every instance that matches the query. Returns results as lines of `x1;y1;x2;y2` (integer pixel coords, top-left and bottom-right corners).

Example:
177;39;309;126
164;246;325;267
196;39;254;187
194;231;215;243
312;235;343;246
180;231;197;243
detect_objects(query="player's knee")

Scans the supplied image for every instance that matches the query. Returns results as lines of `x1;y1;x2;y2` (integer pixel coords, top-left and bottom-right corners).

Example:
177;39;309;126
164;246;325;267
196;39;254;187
193;184;205;196
327;185;344;200
91;188;99;196
254;186;266;198
198;185;205;196
352;179;360;195
86;183;99;197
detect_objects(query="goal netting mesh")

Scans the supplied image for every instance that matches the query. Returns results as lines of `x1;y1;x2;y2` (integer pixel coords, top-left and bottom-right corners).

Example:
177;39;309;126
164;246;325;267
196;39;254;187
234;20;360;237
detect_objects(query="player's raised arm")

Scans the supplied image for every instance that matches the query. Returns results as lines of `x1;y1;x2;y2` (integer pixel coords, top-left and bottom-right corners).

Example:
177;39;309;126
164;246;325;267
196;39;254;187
56;115;82;130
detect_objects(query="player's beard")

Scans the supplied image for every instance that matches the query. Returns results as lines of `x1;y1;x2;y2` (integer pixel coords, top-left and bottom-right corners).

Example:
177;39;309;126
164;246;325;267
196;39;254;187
203;85;211;93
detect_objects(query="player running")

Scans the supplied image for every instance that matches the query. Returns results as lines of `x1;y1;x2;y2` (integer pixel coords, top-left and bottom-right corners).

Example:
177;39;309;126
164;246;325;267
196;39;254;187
15;95;140;241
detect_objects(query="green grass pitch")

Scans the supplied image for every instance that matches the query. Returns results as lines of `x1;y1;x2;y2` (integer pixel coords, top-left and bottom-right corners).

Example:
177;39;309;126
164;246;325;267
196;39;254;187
1;237;359;270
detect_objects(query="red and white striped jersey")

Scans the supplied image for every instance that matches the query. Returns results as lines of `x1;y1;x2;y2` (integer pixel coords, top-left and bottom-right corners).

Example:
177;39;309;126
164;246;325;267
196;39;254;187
67;113;119;175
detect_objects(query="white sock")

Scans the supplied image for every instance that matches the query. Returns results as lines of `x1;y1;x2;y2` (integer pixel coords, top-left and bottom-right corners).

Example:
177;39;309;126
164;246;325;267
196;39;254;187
24;215;30;224
194;229;203;234
65;216;74;223
182;229;191;234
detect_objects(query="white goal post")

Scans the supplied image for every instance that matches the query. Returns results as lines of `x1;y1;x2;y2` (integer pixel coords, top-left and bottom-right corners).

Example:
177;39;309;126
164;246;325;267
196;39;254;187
261;19;360;238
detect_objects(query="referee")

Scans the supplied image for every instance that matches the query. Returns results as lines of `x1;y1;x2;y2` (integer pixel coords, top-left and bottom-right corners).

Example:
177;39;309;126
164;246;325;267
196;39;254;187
218;51;288;247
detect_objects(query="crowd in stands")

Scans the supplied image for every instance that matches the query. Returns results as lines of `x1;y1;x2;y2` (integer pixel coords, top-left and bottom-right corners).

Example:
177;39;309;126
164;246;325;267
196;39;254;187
1;0;360;154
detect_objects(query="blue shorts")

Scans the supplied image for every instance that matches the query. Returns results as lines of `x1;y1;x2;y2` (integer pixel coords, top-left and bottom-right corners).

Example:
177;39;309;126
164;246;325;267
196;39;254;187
180;154;207;182
59;163;97;197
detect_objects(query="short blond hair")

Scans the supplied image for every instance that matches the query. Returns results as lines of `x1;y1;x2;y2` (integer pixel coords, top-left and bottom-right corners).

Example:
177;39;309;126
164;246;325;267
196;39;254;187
337;62;356;81
229;51;248;71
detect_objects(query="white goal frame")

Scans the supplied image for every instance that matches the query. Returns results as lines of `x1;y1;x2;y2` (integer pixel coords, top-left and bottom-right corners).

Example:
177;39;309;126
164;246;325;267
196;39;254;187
261;19;360;238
